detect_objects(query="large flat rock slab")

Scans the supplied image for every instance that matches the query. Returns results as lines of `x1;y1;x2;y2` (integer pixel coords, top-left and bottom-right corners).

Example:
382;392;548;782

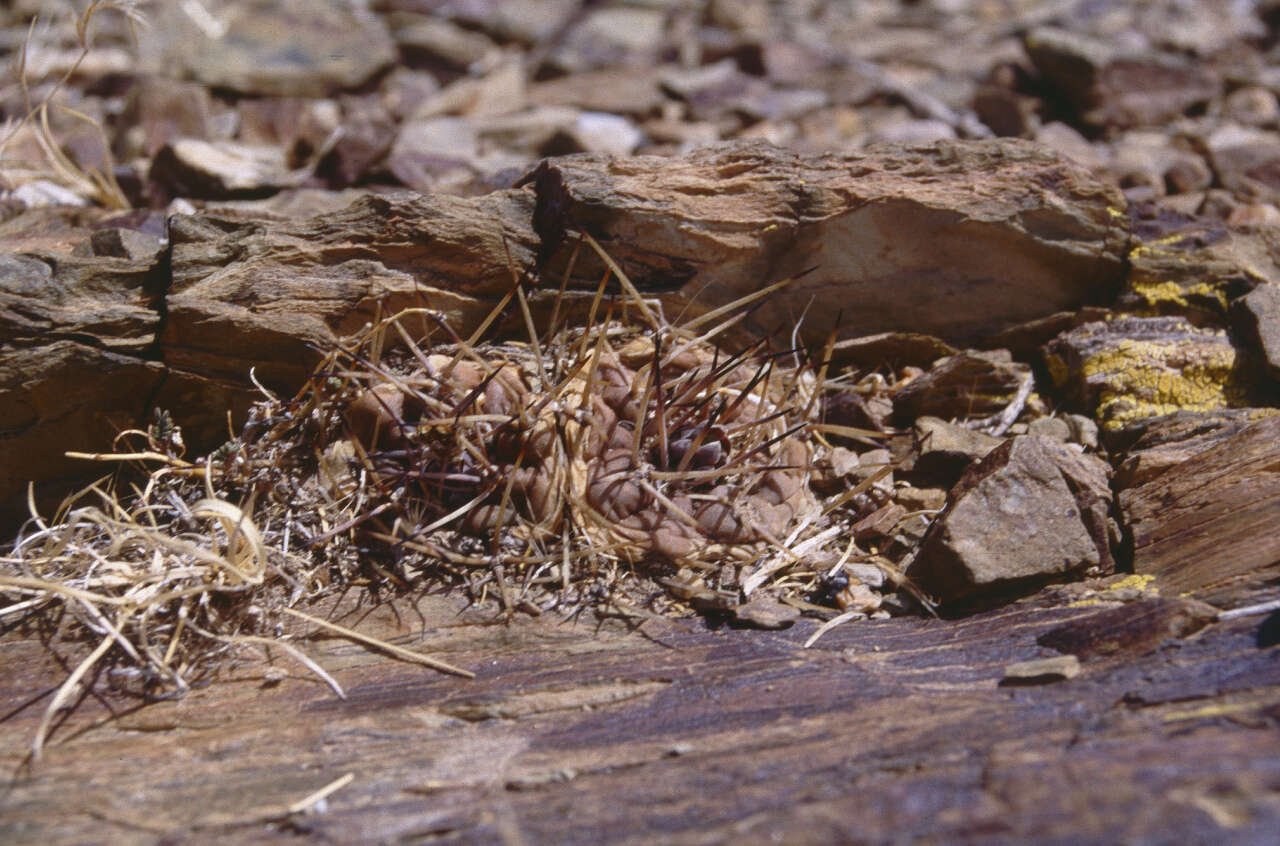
529;138;1129;345
2;593;1277;843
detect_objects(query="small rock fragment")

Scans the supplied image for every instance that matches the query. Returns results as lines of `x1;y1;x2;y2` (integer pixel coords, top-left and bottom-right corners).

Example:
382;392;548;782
892;350;1030;425
1202;124;1280;205
150;139;303;199
907;435;1116;603
1231;283;1280;384
1000;655;1080;684
730;598;800;630
1027;417;1071;443
143;0;396;97
1024;27;1220;130
912;416;1004;483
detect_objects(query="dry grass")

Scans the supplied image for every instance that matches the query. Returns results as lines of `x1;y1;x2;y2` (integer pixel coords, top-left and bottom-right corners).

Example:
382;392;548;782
0;232;923;759
0;0;145;208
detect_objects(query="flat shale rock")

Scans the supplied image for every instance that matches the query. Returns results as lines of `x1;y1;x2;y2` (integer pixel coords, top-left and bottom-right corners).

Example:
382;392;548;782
0;341;165;520
140;0;396;98
0;212;166;519
908;435;1116;604
892;349;1030;425
1024;27;1221;130
529;138;1128;346
149;139;304;200
1121;414;1280;597
163;190;538;390
911;416;1004;485
1112;408;1280;488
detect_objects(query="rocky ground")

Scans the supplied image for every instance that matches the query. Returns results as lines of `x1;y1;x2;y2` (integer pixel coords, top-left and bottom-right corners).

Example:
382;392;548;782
2;1;1280;841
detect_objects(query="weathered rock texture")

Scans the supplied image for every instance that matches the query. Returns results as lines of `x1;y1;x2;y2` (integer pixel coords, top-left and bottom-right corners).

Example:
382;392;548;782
1044;316;1253;429
3;592;1278;844
908;435;1116;603
0;140;1131;523
163;190;538;391
528;139;1129;346
1121;414;1280;597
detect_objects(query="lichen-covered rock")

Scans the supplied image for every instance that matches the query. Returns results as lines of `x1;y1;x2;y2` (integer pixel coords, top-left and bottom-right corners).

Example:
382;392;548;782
1120;217;1280;319
907;435;1116;603
1043;316;1254;430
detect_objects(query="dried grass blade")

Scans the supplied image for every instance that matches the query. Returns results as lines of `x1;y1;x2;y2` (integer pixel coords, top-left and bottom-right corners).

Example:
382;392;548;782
32;632;114;761
580;232;660;329
282;607;474;678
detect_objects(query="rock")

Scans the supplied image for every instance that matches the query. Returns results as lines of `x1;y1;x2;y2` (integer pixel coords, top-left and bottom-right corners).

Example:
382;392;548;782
1044;316;1254;430
1111;409;1275;488
0;209;170;522
907;435;1116;604
830;332;957;370
545;5;668;75
448;0;581;45
1121;214;1280;319
1063;414;1099;449
529;139;1128;348
390;14;501;72
140;0;396;98
11;181;89;208
1223;86;1279;127
1120;415;1280;597
117;77;216;159
729;598;800;630
322;95;398;188
892;349;1030;425
1107;131;1211;199
1037;597;1220;659
86;227;163;262
1000;655;1080;684
1033;122;1106;171
894;485;947;514
1232;283;1280;384
1026;417;1071;442
387;116;480;194
149;139;304;199
1024;27;1221;130
528;69;665;117
162;189;539;391
568;112;644;157
1201;124;1280;205
911;417;1004;484
0;342;166;523
851;502;907;542
1227;203;1280;228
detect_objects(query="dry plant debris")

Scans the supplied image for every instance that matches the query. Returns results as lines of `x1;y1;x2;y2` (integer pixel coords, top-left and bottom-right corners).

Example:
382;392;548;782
0;0;144;209
0;238;925;758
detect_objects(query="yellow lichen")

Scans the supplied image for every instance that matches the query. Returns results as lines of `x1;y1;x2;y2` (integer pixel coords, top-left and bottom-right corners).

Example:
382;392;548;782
1105;573;1156;593
1127;277;1229;312
1083;337;1244;428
